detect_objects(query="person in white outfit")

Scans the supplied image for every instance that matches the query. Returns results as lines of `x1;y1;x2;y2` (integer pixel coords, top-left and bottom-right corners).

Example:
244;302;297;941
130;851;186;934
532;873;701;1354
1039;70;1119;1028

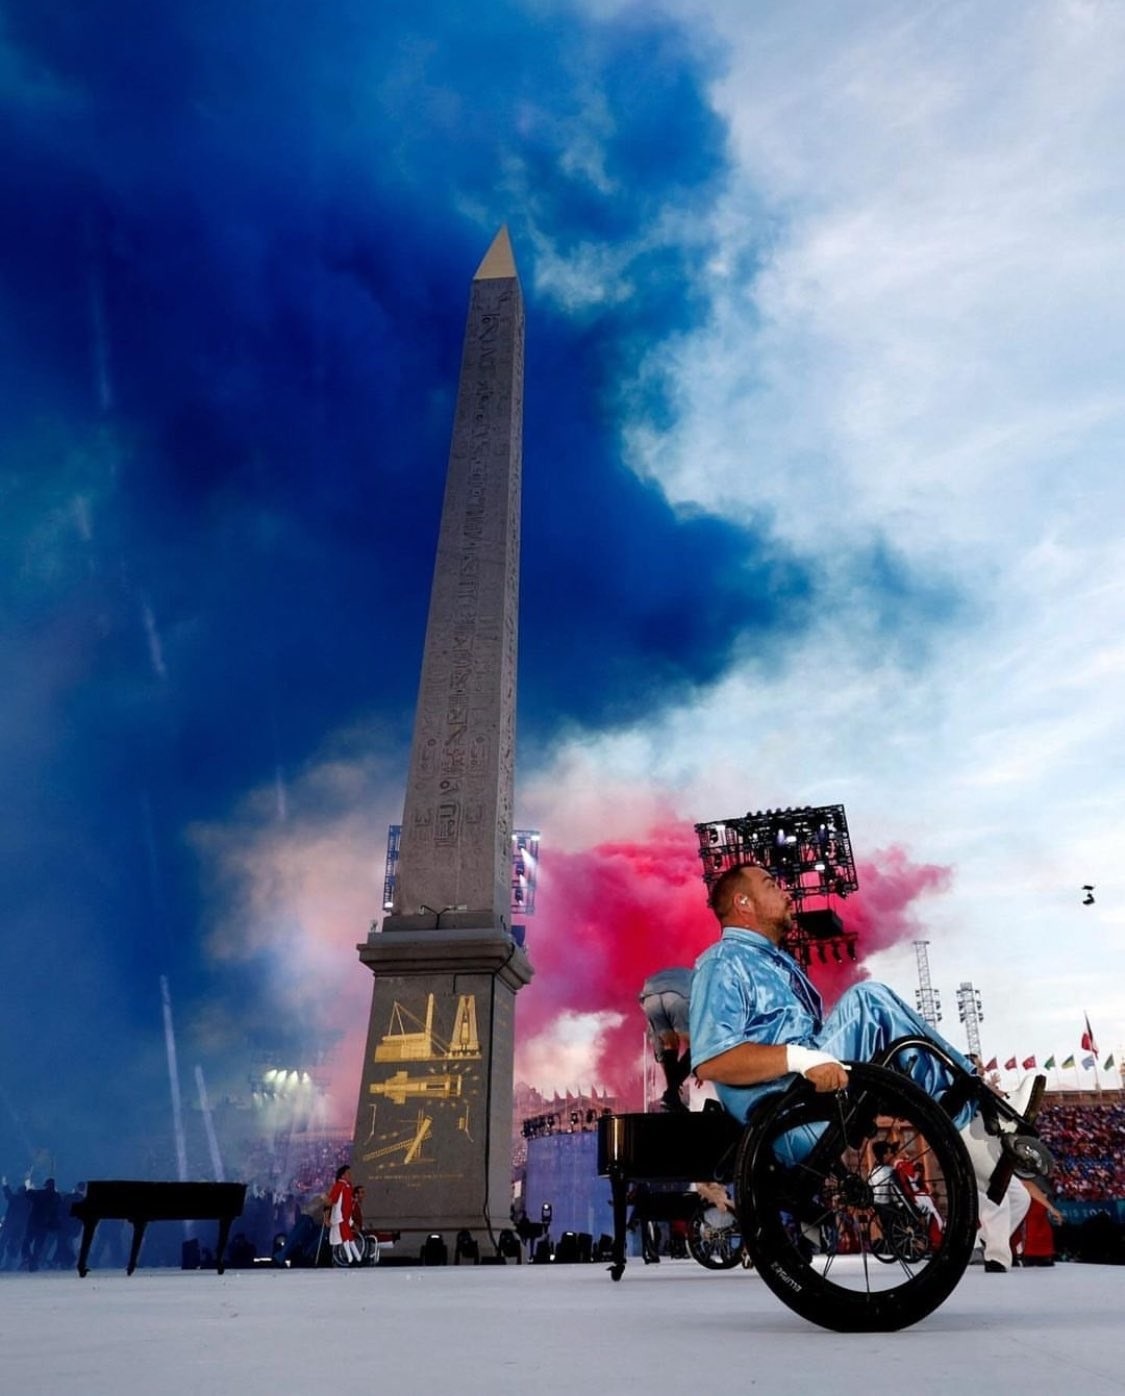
961;1074;1035;1271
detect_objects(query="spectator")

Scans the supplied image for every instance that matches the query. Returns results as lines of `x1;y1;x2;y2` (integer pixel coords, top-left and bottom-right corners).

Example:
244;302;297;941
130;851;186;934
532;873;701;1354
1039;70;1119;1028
272;1192;330;1268
0;1179;31;1270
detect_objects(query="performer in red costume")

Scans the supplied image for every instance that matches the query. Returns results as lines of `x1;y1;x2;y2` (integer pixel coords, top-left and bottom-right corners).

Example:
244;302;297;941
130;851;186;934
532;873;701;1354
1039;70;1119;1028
893;1152;945;1249
327;1165;361;1264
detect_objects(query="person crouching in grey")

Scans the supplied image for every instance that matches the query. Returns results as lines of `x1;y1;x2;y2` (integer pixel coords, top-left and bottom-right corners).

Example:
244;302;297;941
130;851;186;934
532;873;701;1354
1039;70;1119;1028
639;968;693;1112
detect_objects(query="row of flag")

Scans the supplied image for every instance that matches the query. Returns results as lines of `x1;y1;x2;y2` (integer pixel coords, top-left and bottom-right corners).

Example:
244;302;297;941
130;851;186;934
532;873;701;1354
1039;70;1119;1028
985;1052;1116;1072
986;1013;1117;1074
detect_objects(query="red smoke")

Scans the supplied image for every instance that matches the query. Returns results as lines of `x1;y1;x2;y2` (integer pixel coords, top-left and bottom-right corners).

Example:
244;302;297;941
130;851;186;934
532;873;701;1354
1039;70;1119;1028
516;823;951;1106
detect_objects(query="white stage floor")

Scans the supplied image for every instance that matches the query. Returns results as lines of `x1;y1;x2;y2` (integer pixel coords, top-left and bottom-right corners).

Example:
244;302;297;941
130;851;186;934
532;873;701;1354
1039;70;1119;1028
3;1258;1122;1395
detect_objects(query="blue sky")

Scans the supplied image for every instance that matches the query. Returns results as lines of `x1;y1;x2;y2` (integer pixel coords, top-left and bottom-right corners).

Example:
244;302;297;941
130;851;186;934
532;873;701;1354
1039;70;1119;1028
2;0;1123;1180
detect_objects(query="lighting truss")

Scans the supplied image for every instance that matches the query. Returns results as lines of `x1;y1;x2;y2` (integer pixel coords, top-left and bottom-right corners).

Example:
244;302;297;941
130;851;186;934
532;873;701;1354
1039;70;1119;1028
381;825;541;918
382;824;401;912
694;803;859;967
511;830;541;916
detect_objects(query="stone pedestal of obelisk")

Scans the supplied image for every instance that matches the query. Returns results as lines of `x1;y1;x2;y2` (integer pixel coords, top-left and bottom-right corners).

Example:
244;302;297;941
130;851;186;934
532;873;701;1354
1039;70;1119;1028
353;228;533;1251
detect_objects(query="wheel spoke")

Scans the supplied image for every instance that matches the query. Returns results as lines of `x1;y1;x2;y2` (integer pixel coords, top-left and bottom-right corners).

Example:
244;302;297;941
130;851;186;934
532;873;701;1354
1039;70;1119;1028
738;1063;977;1330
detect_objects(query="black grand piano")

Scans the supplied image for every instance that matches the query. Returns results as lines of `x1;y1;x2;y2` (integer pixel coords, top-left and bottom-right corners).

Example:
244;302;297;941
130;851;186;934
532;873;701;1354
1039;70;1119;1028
596;1107;741;1279
71;1180;248;1276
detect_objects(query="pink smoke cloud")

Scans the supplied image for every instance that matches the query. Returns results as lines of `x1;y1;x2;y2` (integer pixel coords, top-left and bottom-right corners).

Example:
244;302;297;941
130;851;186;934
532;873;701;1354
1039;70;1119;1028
516;822;952;1105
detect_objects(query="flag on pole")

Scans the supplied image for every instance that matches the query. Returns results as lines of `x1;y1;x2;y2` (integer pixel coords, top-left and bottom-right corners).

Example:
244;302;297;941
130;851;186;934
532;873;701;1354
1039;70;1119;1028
1004;1056;1017;1070
1022;1055;1037;1070
1081;1054;1096;1070
1061;1054;1075;1069
1106;1054;1116;1069
1081;1013;1098;1054
1044;1055;1056;1070
984;1057;998;1072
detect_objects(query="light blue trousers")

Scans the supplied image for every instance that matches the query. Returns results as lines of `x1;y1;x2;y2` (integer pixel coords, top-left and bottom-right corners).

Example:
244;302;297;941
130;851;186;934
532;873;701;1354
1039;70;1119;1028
814;982;976;1127
762;984;978;1164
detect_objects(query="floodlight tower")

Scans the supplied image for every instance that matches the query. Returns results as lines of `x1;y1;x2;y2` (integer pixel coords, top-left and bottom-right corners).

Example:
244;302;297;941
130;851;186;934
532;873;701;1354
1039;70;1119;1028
913;941;942;1027
956;981;984;1059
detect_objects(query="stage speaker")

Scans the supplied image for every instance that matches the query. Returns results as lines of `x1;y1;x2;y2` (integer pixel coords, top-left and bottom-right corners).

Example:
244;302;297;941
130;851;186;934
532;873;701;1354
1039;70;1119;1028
421;1233;448;1266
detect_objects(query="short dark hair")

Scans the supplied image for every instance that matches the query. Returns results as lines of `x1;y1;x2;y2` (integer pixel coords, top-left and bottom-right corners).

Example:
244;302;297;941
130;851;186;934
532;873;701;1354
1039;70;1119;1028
335;1164;351;1181
708;863;756;921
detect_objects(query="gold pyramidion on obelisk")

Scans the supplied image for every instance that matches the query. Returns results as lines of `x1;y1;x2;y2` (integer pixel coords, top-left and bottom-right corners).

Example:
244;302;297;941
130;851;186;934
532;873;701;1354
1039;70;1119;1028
353;228;532;1251
474;224;516;280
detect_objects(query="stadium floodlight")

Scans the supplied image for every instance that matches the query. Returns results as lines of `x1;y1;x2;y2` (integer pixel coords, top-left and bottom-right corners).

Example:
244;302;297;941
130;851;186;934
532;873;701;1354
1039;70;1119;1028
381;825;541;919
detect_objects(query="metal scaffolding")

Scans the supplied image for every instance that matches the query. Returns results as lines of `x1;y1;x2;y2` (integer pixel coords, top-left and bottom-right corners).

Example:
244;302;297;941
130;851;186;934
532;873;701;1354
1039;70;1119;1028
956;981;985;1060
913;941;942;1026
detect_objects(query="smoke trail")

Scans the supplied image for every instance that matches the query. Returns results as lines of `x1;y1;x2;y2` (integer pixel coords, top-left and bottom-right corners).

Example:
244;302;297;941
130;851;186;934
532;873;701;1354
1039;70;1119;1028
194;1064;225;1182
160;976;189;1182
83;213;114;415
141;598;168;681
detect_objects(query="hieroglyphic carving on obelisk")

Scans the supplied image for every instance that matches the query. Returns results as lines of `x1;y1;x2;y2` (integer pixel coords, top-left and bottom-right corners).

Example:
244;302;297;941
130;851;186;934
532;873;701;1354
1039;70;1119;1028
383;226;522;935
354;229;532;1245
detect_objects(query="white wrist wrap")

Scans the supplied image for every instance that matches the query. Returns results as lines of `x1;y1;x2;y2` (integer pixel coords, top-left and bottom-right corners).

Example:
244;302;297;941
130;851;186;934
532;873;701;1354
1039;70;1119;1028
786;1045;844;1077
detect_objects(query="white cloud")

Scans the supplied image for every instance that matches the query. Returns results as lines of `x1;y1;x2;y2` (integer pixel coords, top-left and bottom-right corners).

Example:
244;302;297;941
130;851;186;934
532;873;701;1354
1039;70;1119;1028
625;0;1125;565
523;1;1125;1073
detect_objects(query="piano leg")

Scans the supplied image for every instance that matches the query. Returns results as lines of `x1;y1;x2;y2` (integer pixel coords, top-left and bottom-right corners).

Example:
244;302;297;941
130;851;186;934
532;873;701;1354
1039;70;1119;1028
215;1216;234;1276
76;1219;97;1278
126;1219;148;1276
608;1165;628;1281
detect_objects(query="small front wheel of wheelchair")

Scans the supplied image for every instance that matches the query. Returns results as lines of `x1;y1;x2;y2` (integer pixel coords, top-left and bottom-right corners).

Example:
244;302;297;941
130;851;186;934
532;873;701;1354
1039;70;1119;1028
1003;1133;1054;1181
687;1206;742;1270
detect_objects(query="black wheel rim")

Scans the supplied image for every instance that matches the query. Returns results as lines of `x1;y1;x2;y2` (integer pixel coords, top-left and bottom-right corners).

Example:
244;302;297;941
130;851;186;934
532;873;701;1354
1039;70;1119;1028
737;1063;977;1331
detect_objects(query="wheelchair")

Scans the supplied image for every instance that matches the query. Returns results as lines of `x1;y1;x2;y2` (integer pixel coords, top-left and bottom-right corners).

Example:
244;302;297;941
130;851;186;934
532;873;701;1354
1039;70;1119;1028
331;1232;379;1267
870;1197;934;1264
599;1035;1051;1331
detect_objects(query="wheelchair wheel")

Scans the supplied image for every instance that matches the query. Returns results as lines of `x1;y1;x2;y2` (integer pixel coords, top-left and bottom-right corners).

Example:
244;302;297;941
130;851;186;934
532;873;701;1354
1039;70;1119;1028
332;1239;366;1267
736;1063;977;1332
687;1204;742;1270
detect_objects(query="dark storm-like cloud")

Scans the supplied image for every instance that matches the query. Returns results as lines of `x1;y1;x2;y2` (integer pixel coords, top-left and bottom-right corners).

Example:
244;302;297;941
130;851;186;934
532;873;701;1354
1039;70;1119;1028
0;0;748;1176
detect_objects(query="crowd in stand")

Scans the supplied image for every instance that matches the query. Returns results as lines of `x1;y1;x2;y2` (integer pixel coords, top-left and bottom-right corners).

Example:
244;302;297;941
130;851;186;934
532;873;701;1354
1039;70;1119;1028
1037;1102;1125;1201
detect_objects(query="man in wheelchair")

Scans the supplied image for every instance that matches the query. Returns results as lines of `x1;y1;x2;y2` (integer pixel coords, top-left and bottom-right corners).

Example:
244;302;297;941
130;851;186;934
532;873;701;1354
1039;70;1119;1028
690;862;1042;1275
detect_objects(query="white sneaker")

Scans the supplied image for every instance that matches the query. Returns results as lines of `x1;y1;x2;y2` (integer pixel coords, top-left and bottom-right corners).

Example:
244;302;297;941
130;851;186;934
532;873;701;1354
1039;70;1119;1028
1002;1073;1045;1131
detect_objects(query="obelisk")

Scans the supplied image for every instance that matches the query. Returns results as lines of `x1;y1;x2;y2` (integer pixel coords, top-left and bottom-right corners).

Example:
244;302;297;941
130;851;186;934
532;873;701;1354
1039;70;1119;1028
353;228;533;1251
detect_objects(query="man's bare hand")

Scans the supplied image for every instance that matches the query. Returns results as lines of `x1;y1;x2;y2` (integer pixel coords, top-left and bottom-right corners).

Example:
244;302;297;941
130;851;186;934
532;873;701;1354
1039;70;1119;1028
805;1061;849;1092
